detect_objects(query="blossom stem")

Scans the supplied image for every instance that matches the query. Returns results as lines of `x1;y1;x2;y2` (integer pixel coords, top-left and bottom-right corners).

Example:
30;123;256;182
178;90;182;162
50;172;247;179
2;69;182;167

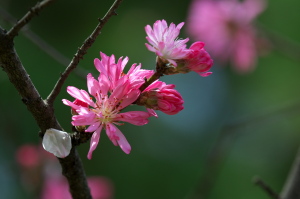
139;57;166;92
139;71;162;92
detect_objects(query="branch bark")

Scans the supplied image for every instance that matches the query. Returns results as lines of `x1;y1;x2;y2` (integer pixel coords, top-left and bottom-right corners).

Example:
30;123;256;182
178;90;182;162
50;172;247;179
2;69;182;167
0;27;92;199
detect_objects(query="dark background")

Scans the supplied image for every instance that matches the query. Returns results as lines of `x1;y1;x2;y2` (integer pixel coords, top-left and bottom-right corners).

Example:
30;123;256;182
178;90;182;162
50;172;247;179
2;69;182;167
1;0;300;198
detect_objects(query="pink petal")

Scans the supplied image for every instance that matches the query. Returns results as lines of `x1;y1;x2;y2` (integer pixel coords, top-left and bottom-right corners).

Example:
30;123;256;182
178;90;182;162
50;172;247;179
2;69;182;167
147;108;158;118
87;126;102;160
66;86;95;107
85;121;101;133
87;73;101;98
116;111;151;126
114;127;131;154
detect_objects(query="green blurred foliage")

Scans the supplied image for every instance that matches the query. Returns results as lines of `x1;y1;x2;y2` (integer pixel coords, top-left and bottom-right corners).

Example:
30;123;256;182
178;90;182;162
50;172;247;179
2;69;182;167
1;0;300;198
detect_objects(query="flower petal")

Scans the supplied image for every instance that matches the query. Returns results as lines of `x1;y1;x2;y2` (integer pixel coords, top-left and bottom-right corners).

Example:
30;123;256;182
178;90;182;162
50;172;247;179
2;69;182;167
87;126;102;160
42;128;72;158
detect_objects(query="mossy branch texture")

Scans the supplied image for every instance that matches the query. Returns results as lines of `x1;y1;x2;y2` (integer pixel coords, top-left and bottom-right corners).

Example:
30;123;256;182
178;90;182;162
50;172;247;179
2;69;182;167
0;0;124;198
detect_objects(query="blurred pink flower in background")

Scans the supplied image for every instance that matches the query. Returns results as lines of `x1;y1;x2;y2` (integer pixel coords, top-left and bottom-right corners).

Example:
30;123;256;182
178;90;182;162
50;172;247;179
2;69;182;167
16;144;114;199
16;145;41;168
145;19;213;76
41;176;113;199
187;0;267;73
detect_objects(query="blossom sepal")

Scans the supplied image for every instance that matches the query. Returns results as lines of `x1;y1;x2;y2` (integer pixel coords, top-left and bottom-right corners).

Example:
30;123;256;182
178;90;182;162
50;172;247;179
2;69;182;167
42;128;72;158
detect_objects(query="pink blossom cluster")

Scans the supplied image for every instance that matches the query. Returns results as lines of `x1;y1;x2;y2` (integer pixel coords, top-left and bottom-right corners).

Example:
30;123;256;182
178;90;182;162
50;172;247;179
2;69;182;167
145;19;213;77
187;0;267;73
62;19;213;159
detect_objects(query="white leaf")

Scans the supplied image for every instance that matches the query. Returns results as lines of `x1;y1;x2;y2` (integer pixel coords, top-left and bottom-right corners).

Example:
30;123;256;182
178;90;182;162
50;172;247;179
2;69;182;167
42;128;72;158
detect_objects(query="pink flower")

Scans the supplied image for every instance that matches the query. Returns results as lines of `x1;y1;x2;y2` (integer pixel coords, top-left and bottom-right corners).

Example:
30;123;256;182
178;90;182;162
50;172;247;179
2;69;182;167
94;52;154;91
145;20;213;76
137;81;184;115
63;53;153;159
145;20;190;66
187;0;266;73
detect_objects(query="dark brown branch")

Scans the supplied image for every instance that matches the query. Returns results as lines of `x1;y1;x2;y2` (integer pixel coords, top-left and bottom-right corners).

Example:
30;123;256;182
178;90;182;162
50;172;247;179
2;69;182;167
281;146;300;199
0;27;92;199
46;0;124;105
253;176;281;199
7;0;56;39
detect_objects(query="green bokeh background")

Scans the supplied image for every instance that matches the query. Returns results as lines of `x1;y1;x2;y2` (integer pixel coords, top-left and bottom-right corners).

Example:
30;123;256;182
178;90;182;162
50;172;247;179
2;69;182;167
1;0;300;198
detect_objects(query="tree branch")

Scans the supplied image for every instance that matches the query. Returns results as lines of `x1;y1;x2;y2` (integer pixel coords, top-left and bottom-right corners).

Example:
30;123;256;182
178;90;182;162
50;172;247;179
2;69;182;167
0;27;92;199
7;0;56;39
46;0;124;105
281;146;300;199
253;176;281;199
185;100;300;199
0;6;88;79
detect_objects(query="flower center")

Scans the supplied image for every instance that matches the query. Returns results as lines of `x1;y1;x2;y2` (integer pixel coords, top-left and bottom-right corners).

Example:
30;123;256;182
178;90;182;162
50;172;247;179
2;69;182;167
94;98;119;124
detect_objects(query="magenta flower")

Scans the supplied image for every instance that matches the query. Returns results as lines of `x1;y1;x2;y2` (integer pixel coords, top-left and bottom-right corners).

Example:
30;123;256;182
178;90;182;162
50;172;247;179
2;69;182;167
187;0;266;73
63;53;154;159
137;81;184;115
145;20;213;76
94;52;154;91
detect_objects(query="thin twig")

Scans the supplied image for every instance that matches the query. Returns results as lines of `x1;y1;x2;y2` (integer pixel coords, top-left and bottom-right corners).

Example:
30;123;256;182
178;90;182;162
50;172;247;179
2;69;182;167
280;146;300;199
46;0;124;105
0;6;88;79
7;0;56;39
253;176;281;199
186;100;300;199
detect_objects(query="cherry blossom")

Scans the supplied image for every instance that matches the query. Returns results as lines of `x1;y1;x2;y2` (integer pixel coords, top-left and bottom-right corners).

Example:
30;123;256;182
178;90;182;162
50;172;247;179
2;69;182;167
63;53;154;159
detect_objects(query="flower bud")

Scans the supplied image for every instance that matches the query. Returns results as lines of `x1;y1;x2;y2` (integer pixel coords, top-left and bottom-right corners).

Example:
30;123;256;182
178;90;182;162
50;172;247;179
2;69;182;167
137;81;184;115
164;42;213;77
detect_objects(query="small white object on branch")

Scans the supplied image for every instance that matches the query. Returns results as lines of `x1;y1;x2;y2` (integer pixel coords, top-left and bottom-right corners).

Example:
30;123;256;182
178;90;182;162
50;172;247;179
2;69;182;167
42;128;72;158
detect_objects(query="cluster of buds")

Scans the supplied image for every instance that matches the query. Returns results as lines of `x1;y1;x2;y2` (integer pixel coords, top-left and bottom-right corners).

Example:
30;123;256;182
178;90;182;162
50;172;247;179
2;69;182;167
43;19;213;159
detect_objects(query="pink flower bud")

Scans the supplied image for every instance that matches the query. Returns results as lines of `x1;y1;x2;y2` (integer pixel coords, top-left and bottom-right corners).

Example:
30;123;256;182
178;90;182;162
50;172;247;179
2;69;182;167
138;81;184;115
175;42;213;77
